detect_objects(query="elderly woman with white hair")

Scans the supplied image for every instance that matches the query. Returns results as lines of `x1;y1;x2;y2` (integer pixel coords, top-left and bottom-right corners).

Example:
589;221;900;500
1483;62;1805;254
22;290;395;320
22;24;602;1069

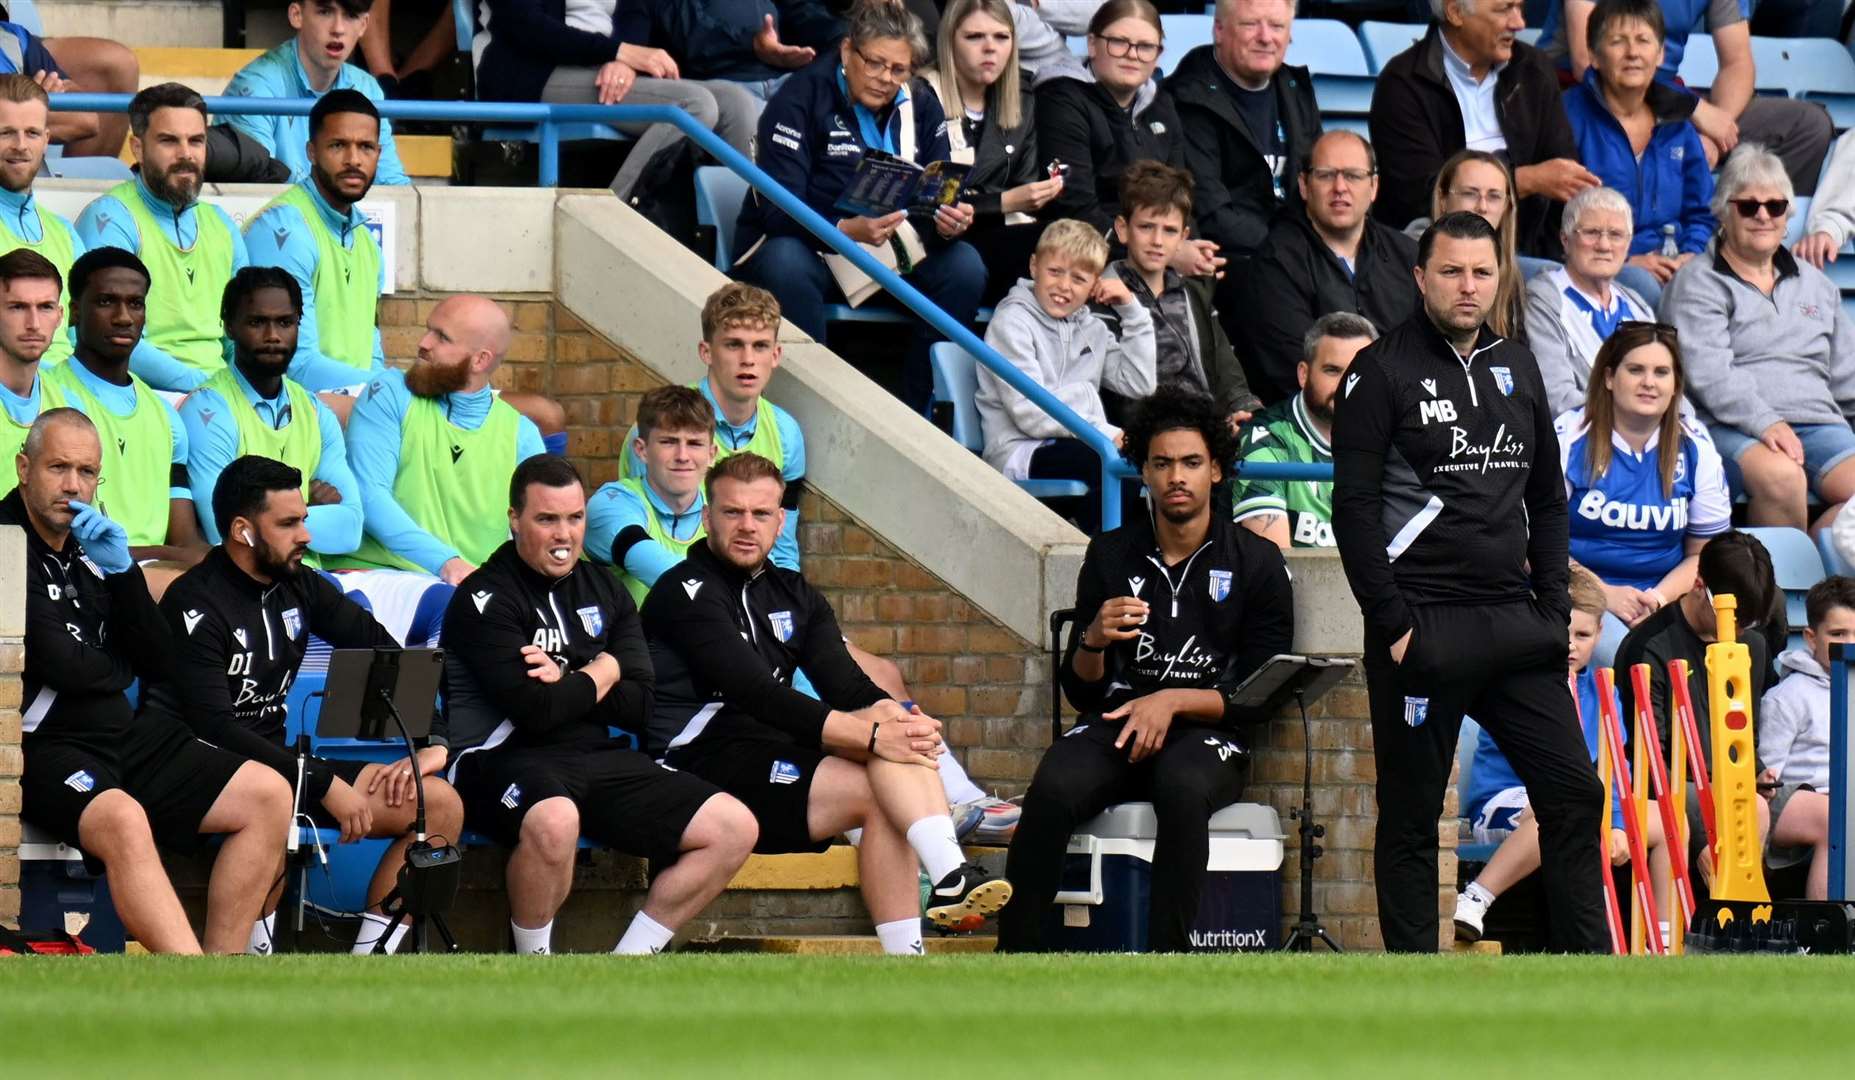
1664;144;1855;532
1527;186;1656;413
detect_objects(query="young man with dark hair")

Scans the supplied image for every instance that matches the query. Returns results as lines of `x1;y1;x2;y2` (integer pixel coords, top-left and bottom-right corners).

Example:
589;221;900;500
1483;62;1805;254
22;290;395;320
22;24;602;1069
6;412;292;954
243;88;389;392
224;0;410;187
1102;160;1259;428
41;246;206;565
0;73;86;367
1233;310;1377;550
76;83;251;393
1333;209;1608;953
644;452;1011;953
178;267;363;560
437;454;758;955
0;247;67;474
142;453;464;955
999;383;1293;952
335;293;545;584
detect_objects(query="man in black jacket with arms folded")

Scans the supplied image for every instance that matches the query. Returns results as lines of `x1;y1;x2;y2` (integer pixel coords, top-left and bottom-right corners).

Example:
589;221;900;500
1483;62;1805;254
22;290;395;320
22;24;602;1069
1332;211;1606;953
438;455;757;955
998;384;1294;953
644;452;1009;956
145;454;466;955
9;412;291;954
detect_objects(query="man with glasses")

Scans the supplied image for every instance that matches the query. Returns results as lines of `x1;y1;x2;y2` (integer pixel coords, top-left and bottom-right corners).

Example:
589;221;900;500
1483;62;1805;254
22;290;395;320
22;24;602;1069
1236;130;1418;400
1165;0;1321;271
1665;144;1855;533
1369;0;1597;257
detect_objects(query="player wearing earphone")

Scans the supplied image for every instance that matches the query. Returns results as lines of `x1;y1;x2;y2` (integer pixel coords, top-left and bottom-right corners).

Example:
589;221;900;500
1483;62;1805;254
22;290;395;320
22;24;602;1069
138;455;465;955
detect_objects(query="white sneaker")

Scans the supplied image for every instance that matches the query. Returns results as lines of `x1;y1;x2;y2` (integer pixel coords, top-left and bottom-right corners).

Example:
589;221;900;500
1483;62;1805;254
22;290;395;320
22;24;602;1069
1453;890;1491;942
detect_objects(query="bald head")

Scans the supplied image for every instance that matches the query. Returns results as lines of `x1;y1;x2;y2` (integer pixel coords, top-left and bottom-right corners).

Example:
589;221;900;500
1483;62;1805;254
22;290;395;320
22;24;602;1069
412;294;513;398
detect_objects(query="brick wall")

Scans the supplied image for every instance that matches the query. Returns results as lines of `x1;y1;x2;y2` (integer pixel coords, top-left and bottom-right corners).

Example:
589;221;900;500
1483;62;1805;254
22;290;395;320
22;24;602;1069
0;529;23;929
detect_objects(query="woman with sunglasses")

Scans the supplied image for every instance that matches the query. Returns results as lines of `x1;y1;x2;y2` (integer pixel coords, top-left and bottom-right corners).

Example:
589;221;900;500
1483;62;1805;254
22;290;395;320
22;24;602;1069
921;0;1066;306
1665;144;1855;533
731;0;984;414
1527;186;1655;413
1034;0;1217;276
1556;322;1730;628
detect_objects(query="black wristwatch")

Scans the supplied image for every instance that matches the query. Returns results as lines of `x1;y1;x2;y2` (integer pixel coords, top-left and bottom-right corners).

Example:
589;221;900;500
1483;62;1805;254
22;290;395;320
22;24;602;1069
868;721;880;753
1077;639;1106;654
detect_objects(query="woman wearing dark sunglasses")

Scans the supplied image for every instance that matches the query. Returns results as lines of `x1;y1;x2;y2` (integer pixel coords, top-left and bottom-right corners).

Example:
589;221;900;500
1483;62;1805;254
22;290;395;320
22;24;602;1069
1664;144;1855;534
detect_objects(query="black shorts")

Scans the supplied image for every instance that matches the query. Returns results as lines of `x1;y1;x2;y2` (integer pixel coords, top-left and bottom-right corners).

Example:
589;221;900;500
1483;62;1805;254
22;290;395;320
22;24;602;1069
453;742;719;861
304;758;371;830
667;736;828;855
21;717;247;857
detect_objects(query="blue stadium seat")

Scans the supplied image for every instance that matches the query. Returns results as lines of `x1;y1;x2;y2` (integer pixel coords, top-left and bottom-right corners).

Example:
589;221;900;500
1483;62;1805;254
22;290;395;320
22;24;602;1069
1743;526;1823;652
1455;718;1498;863
8;0;40;33
452;0;625;151
1359;21;1426;73
43;148;133;181
1823;255;1855;291
695;165;748;273
1515;27;1541;46
1817;527;1854;577
1285;19;1374;117
1785;195;1812;247
929;342;1091;500
1160;14;1215;63
1322;115;1372;137
1677;34;1719;92
1749;35;1851;99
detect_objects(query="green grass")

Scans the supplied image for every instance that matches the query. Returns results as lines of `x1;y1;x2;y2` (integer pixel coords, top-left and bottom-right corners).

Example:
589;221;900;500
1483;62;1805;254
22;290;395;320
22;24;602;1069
5;954;1855;1077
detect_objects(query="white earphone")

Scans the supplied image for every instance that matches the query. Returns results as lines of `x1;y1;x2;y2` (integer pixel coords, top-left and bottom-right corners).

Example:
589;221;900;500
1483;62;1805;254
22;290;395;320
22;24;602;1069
240;529;253;545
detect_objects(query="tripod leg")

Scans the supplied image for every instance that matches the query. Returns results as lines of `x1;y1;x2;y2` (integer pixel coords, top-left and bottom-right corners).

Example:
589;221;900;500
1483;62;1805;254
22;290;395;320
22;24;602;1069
430;914;459;953
1314;926;1344;952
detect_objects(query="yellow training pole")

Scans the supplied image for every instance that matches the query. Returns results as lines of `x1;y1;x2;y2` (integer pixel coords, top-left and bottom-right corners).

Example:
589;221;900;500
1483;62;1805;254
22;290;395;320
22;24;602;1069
1706;594;1770;906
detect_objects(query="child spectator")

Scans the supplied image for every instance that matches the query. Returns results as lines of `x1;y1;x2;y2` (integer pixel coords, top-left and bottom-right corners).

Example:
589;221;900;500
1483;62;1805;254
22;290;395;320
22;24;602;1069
1758;576;1855;900
976;218;1155;533
1099;161;1259;430
1454;563;1668;943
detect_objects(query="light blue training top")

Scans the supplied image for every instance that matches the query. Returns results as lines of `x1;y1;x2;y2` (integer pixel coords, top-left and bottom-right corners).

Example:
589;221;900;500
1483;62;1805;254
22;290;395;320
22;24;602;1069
222;37;411;186
242;178;388;390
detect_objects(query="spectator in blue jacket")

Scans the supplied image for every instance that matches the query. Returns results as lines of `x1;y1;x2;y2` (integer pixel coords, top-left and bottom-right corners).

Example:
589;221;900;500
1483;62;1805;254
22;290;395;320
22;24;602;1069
648;0;842;104
473;0;756;204
731;2;985;413
223;1;411;187
1562;0;1712;310
0;17;98;152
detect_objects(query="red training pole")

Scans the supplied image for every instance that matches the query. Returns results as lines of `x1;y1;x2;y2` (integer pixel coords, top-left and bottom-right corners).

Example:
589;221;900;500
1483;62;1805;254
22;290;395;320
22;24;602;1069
1630;664;1697;936
1669;659;1719;851
1596;667;1664;954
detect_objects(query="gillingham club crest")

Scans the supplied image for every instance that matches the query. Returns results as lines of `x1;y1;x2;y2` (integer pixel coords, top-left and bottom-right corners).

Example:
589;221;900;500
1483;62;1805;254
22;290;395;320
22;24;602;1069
768;610;795;643
1490;366;1515;396
576;605;604;637
1207;569;1232;602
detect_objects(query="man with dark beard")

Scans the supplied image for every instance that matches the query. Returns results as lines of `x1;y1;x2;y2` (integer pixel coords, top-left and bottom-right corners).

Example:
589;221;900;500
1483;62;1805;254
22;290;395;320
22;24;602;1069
0;74;87;367
142;453;464;955
75;83;250;394
242;89;387;393
998;383;1294;953
176;267;363;561
332;294;544;585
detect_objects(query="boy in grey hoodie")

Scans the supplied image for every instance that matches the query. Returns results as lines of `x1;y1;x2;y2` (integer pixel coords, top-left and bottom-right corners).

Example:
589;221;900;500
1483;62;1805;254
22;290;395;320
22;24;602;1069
976;218;1156;532
1759;575;1855;899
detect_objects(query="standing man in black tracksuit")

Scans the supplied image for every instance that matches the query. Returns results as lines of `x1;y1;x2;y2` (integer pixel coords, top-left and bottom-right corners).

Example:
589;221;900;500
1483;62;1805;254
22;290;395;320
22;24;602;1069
642;452;1010;956
998;384;1294;953
1332;210;1606;953
9;410;292;954
142;454;466;956
437;455;757;956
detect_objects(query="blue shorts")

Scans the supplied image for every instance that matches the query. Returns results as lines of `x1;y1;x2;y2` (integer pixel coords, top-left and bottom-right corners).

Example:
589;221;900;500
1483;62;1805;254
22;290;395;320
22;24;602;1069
1708;421;1855;497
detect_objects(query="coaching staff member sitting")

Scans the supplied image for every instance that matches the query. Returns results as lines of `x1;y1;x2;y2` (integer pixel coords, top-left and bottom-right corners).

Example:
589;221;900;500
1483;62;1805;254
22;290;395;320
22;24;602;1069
437;455;757;955
999;384;1294;953
1332;210;1607;953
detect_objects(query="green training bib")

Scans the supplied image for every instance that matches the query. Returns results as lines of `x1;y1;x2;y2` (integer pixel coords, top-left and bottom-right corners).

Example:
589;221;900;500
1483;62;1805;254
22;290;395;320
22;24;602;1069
0;371;64;496
42;361;174;546
618;385;785;481
0;203;77;366
611;476;704;607
257;186;381;369
113;181;235;374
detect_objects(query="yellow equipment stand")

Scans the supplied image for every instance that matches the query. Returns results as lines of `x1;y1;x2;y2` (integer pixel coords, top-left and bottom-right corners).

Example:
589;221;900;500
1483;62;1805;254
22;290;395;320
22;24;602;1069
1706;595;1770;908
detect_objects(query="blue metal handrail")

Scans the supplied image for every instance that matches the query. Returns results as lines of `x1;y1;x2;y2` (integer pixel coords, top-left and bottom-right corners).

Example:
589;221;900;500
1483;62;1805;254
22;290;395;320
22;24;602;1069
48;93;1327;526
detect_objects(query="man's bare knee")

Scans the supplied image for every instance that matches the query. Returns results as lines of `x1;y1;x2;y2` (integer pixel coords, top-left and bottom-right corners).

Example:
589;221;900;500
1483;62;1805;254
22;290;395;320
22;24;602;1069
77;791;156;863
689;794;758;861
519;798;581;863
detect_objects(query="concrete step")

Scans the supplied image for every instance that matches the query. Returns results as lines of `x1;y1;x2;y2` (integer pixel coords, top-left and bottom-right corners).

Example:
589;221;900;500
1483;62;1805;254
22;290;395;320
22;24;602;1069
685;934;998;955
1451;940;1503;955
726;845;1008;892
38;1;259;50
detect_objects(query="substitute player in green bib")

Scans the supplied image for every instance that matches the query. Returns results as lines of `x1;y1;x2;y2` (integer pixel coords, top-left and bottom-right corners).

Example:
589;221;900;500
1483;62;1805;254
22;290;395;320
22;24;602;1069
589;385;717;605
178;267;362;562
0;74;85;368
43;247;208;566
243;88;387;392
0;249;67;481
75;83;249;394
619;284;805;568
1233;312;1376;550
335;294;543;583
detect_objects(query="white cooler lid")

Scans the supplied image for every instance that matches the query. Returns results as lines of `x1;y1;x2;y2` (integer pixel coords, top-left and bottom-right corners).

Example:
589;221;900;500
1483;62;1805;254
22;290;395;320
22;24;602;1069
1075;802;1284;841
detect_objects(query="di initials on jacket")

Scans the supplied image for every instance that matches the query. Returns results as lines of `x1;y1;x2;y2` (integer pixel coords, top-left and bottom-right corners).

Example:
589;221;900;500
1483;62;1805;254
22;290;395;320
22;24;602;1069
1330;316;1570;643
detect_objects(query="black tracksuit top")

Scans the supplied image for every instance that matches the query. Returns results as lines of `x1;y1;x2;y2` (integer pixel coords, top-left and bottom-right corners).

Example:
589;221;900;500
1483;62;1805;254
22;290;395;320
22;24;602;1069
1331;314;1571;644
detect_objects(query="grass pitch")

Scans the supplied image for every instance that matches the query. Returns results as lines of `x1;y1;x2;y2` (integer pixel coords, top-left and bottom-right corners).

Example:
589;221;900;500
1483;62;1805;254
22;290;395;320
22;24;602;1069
5;953;1854;1077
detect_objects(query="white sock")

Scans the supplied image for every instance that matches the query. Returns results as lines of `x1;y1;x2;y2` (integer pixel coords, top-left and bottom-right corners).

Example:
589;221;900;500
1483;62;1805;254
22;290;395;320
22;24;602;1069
613;911;675;955
906;815;966;884
844;827;863;847
246;913;276;956
1463;881;1496;906
511;919;553;955
937;752;986;805
352;912;411;955
875;917;924;956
